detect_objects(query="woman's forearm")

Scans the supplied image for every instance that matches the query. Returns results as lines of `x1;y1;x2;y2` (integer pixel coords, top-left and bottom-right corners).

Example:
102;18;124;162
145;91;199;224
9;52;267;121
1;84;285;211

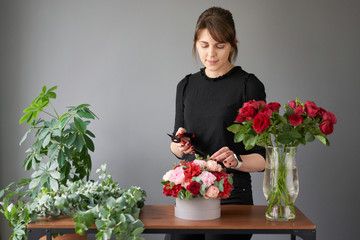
236;153;266;172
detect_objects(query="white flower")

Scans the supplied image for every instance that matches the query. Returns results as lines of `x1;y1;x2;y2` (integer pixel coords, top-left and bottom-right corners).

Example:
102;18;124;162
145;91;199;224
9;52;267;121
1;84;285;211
162;170;173;181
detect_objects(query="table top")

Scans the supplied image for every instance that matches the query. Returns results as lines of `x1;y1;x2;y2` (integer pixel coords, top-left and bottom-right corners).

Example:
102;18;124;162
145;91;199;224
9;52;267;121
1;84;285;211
27;205;315;230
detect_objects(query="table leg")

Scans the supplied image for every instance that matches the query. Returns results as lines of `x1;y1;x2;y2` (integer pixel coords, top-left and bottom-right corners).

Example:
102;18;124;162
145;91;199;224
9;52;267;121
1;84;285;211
27;229;50;240
292;229;316;240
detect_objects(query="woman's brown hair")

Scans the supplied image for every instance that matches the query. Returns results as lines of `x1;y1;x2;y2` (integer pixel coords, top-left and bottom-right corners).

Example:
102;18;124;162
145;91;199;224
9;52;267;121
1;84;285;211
193;7;238;63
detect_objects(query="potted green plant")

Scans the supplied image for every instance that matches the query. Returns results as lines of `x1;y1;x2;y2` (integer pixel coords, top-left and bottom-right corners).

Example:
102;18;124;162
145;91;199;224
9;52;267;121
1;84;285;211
0;86;147;240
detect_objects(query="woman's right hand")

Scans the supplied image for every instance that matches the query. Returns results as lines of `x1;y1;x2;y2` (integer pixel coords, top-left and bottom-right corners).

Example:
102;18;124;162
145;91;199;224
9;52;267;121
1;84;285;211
174;127;195;155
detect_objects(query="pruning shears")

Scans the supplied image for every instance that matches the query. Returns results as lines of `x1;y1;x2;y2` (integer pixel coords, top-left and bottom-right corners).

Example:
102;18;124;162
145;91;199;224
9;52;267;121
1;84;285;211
167;133;206;157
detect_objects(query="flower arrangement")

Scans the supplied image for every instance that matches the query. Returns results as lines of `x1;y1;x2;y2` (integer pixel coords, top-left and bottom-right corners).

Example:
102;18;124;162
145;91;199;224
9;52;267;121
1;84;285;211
161;156;233;200
228;97;337;150
227;97;337;221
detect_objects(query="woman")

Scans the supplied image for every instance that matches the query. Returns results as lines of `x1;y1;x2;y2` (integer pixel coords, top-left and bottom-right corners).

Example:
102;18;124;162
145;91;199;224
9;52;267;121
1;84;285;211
169;7;266;240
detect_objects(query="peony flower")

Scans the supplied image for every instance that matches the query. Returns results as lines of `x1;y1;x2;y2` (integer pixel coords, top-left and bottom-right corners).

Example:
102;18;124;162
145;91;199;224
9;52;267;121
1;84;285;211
199;171;216;188
289;113;303;127
319;120;334;135
260;105;273;117
239;105;257;120
162;170;173;181
268;102;281;112
294;105;304;115
322;111;337;124
204;185;220;199
187;181;201;195
304;101;319;117
288;100;296;108
206;160;222;172
168;167;185;185
193;160;207;167
235;113;246;123
253;113;271;134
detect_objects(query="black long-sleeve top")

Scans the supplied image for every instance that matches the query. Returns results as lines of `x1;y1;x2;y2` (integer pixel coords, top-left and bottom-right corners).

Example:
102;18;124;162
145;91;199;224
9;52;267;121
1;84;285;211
173;66;266;204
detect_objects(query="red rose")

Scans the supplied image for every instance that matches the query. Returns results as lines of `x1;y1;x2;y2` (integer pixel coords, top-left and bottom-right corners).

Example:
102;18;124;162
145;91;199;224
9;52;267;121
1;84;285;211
186;181;201;195
170;184;182;197
322;111;337;124
288;100;296;108
319;120;334;135
317;107;327;117
304;101;319;117
253;113;271;134
235;113;246;123
163;183;172;196
239;106;257;120
289;113;303;126
267;102;281;112
294;105;304;114
260;105;272;117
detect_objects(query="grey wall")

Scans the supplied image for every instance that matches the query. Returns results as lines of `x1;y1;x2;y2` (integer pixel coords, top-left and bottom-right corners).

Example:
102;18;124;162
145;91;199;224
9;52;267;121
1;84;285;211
1;0;359;240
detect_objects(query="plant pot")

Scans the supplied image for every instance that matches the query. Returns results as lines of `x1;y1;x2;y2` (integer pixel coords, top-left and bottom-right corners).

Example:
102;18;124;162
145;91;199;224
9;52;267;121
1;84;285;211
175;197;220;220
39;233;87;240
263;146;299;221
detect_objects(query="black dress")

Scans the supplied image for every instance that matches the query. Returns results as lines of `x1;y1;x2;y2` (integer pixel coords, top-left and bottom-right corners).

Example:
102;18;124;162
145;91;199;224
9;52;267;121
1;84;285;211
173;66;266;205
171;66;266;240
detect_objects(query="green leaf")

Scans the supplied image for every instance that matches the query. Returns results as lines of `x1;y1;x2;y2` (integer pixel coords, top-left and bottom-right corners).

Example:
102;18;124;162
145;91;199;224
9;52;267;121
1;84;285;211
106;197;116;209
19;128;32;145
42;85;47;94
47;86;58;92
74;134;84;152
83;134;95;152
47;92;56;99
48;144;59;160
77;111;95;119
234;132;245;143
132;227;144;236
42;133;51;148
74;104;91;111
227;124;243;134
19;112;32;125
58;116;70;130
29;177;41;189
305;132;315;142
86;130;96;138
316;135;330;146
50;171;60;180
74;117;87;133
50;177;59;191
57;149;65;168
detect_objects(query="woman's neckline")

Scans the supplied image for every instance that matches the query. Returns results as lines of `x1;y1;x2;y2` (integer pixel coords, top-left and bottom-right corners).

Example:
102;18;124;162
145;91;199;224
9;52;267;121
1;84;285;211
200;66;241;81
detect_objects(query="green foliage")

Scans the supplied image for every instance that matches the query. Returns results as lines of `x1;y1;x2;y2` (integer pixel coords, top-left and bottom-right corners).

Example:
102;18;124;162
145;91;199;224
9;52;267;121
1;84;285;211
0;165;146;240
19;85;98;191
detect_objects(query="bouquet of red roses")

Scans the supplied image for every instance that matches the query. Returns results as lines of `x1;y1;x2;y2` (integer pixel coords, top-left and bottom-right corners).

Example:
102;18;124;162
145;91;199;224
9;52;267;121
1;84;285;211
227;97;337;149
162;157;233;200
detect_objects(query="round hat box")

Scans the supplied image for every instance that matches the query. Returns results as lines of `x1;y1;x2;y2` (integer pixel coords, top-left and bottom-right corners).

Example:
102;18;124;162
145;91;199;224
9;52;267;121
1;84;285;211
175;197;220;220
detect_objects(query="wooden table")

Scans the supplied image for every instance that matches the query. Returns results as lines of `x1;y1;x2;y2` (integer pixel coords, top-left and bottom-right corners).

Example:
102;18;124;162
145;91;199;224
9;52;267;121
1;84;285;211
27;205;316;240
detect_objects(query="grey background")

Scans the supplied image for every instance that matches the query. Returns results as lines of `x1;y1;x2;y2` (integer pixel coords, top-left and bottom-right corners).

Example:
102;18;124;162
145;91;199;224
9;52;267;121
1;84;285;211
1;0;359;240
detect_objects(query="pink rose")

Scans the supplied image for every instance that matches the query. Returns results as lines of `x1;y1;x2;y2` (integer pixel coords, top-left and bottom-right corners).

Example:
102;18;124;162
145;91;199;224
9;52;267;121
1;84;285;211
204;185;220;199
322;111;337;124
253;113;271;134
319;120;334;135
267;102;281;112
199;171;216;188
304;101;319;117
168;167;185;185
206;160;222;172
289;113;303;127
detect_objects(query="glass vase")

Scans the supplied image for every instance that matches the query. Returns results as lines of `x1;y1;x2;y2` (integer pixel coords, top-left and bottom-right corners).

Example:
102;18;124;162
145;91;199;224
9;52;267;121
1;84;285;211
263;146;299;221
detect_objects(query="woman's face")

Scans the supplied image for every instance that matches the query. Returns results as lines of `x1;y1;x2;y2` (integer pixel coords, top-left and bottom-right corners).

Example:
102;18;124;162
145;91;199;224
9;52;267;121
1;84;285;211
196;28;234;78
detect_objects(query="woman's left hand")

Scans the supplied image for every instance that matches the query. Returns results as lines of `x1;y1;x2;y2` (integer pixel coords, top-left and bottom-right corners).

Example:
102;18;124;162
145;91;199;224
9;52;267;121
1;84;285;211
210;147;238;169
